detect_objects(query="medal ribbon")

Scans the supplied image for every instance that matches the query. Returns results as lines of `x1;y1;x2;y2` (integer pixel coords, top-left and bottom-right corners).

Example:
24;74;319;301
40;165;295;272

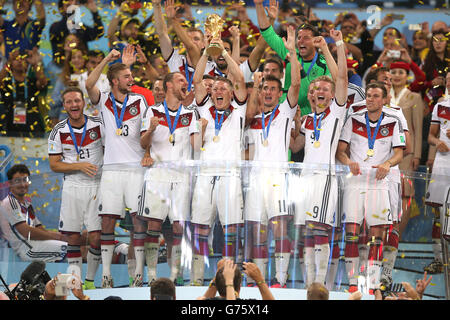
313;111;324;142
184;61;194;91
110;92;128;130
214;109;226;137
67;115;88;158
261;104;279;142
365;112;384;152
301;52;318;77
163;100;182;136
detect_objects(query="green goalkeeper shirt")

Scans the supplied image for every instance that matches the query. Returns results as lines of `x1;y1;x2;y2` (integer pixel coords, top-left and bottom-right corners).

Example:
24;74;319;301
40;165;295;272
261;25;331;116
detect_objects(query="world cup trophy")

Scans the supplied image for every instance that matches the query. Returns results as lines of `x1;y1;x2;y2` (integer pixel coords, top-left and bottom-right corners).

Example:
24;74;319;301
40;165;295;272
204;13;225;56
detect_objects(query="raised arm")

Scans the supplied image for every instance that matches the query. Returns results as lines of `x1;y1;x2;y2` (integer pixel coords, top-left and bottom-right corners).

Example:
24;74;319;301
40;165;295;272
313;36;338;83
284;25;300;107
245;72;263;125
329;29;348;106
165;0;201;67
254;0;271;30
192;50;209;104
86;49;121;105
152;0;173;61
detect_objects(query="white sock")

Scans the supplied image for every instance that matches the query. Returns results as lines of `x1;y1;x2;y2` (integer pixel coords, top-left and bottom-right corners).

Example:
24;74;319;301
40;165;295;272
144;242;159;283
326;258;339;291
100;244;115;278
358;244;369;277
86;247;101;281
381;246;397;281
345;257;359;286
127;258;136;279
170;244;182;281
274;252;290;285
314;243;330;285
191;254;206;285
304;246;315;287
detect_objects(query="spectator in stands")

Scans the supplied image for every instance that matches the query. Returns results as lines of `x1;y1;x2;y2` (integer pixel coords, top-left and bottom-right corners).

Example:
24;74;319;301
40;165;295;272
49;46;89;126
410;29;430;66
0;47;48;137
49;0;104;71
221;3;260;48
420;29;449;113
149;54;169;78
0;0;46;59
150;277;176;300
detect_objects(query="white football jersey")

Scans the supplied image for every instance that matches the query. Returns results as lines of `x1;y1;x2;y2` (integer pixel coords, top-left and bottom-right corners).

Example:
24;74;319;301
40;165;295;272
142;103;196;161
166;49;196;88
97;91;147;165
301;100;347;166
70;72;110;116
247;98;297;162
340;110;406;189
48;116;104;184
347;100;409;184
346;83;365;110
190;96;247;163
431;98;450;168
206;59;255;83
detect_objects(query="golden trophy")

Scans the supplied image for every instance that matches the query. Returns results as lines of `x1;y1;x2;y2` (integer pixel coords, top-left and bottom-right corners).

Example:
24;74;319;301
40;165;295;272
204;14;225;56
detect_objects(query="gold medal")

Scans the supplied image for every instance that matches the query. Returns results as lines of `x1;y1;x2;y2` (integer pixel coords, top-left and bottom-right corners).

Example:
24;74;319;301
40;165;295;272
213;135;219;143
263;139;269;147
367;149;375;157
116;128;122;136
76;154;80;162
169;134;174;143
313;141;321;148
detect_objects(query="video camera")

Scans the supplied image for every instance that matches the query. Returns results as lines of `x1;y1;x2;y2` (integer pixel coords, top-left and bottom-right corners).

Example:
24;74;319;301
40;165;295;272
1;261;51;300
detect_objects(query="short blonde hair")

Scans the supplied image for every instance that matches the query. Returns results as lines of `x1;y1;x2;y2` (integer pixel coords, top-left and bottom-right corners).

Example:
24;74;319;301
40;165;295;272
310;75;335;93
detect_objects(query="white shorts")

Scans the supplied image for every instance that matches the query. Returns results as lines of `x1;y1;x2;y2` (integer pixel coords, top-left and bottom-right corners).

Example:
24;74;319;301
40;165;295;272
389;182;401;223
245;170;290;225
291;173;311;226
342;186;393;227
99;169;144;218
442;186;450;239
304;174;339;228
59;181;101;233
137;168;190;223
19;239;67;262
191;173;243;227
426;166;450;206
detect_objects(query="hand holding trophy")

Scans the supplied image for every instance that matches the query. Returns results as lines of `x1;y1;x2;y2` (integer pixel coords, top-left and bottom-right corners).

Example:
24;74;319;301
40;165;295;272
204;13;225;56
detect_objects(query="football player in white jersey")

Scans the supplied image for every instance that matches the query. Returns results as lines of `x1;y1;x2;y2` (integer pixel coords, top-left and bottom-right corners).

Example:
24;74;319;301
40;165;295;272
244;25;301;288
347;67;411;292
188;37;248;286
290;29;349;288
426;71;450;271
86;50;149;288
0;165;67;262
337;82;405;294
138;72;194;285
48;87;104;290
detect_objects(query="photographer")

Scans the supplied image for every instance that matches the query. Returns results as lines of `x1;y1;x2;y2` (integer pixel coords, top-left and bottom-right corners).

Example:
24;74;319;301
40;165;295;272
43;273;90;300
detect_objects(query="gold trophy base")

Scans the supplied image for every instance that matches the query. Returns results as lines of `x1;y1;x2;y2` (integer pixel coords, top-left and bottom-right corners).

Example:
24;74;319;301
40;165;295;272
206;44;223;56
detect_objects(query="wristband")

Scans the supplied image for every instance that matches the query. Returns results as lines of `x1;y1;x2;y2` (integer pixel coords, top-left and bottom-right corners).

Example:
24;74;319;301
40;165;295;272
335;40;344;47
226;283;234;287
209;281;216;288
256;280;265;286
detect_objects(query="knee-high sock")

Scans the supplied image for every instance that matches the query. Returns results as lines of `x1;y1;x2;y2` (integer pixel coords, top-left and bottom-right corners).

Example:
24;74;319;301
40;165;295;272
144;230;160;283
326;241;340;291
191;231;209;286
381;227;399;281
222;231;237;261
367;237;383;290
100;233;115;278
304;233;315;287
170;231;183;281
67;245;82;278
86;245;101;282
274;237;291;286
252;242;268;281
358;233;369;277
297;239;306;285
344;232;360;287
432;213;443;262
313;229;330;285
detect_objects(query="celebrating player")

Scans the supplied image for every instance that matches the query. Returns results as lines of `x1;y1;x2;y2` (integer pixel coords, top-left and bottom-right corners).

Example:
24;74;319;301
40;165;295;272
48;87;104;289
